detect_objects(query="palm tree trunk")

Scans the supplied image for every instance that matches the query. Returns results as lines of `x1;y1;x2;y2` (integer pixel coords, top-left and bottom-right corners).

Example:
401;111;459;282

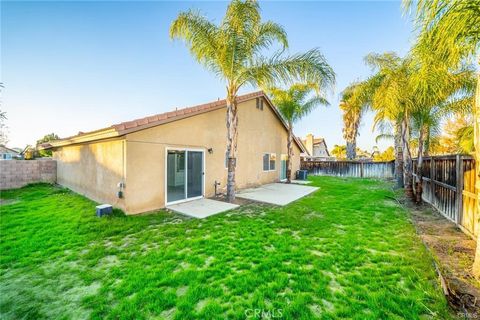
286;122;293;183
472;70;480;279
226;93;238;202
402;116;414;200
415;126;426;204
346;140;356;160
394;120;404;188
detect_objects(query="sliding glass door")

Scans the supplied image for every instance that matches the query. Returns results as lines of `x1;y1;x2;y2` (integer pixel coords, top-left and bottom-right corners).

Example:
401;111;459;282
187;151;203;198
167;150;186;202
167;149;203;204
280;154;287;180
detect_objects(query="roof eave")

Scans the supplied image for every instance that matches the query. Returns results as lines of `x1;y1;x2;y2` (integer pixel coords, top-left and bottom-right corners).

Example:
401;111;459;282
45;128;120;149
45;91;306;152
115;104;227;136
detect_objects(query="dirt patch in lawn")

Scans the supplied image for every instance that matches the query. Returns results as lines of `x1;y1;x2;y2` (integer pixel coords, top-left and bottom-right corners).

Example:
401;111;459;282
408;203;480;315
0;198;19;206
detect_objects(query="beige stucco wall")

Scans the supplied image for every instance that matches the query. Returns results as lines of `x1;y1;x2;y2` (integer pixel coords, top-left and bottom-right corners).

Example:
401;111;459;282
53;139;127;211
53;98;301;214
125;98;301;214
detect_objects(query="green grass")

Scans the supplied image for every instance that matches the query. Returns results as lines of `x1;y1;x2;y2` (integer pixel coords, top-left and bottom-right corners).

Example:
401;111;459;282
0;177;453;319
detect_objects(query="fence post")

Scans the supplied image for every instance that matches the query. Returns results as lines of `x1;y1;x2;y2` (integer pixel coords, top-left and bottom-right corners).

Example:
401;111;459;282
360;162;364;178
455;154;464;225
430;157;435;205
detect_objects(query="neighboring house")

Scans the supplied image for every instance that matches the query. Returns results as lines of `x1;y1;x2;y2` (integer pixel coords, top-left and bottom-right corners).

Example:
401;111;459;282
44;91;306;214
301;134;333;161
0;145;21;160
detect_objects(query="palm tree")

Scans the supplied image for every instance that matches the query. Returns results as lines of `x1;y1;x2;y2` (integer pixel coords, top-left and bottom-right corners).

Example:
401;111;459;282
356;53;413;192
170;0;335;202
408;60;476;203
339;82;370;160
362;50;476;201
403;0;480;277
267;84;329;182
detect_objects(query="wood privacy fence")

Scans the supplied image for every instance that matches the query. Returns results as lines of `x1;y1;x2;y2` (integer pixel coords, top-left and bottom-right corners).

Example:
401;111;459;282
301;160;395;179
412;155;478;238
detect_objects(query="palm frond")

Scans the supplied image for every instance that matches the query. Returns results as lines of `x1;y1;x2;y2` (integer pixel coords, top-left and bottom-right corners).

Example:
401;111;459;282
267;83;328;124
169;10;221;75
375;133;394;143
246;49;336;90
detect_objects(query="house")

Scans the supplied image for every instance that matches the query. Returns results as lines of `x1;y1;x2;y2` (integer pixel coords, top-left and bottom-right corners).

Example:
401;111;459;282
0;145;21;160
301;134;333;161
44;91;306;214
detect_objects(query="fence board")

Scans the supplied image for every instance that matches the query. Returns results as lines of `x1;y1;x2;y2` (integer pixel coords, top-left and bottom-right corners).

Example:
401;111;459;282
301;160;394;179
413;155;478;238
303;155;477;239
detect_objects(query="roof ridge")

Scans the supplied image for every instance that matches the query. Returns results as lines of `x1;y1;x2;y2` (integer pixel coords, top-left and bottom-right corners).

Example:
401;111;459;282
43;90;308;154
112;90;264;132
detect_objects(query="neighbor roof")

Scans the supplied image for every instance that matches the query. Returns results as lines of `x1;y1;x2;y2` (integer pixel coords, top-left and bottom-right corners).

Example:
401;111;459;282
0;145;20;154
44;91;306;153
301;137;325;145
301;136;330;157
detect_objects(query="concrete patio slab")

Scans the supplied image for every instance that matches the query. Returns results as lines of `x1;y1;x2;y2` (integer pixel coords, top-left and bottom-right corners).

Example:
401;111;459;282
167;198;239;219
237;183;318;206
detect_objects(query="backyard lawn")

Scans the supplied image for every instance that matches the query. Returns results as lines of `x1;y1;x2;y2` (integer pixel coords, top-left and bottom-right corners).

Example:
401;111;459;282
0;177;453;319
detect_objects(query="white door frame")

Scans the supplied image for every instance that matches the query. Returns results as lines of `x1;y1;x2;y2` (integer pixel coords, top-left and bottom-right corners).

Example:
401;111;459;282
165;147;205;205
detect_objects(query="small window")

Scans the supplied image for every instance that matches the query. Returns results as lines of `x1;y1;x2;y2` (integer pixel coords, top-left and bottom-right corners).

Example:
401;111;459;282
263;154;270;171
270;153;276;170
263;153;276;171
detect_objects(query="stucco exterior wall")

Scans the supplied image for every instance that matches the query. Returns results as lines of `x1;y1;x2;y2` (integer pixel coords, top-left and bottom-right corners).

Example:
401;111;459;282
125;98;301;214
53;139;126;211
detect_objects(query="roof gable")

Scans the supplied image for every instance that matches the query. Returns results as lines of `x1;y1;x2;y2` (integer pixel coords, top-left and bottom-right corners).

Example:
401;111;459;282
0;145;20;154
46;91;306;153
113;91;264;135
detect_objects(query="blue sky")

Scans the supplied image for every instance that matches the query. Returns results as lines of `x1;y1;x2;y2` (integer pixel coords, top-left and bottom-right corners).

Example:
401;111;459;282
2;1;413;151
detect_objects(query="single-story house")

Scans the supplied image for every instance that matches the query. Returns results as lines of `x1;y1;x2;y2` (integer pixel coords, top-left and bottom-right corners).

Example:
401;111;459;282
0;145;21;160
301;134;334;161
45;91;306;214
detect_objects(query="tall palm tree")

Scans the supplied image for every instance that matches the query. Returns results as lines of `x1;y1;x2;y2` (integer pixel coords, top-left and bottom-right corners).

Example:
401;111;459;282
408;60;476;203
267;84;329;182
404;0;480;277
170;0;335;201
357;53;413;192
339;83;365;160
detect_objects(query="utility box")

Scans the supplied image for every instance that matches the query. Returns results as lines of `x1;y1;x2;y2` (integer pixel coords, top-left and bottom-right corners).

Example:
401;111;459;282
296;170;308;180
96;204;113;217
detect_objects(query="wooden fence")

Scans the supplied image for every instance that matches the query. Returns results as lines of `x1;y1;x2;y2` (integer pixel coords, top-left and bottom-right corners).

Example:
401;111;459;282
302;156;478;238
412;155;478;238
301;160;395;179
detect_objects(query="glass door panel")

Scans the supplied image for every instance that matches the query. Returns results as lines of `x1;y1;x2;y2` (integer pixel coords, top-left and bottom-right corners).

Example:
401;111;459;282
167;150;186;202
187;151;203;198
280;154;287;180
